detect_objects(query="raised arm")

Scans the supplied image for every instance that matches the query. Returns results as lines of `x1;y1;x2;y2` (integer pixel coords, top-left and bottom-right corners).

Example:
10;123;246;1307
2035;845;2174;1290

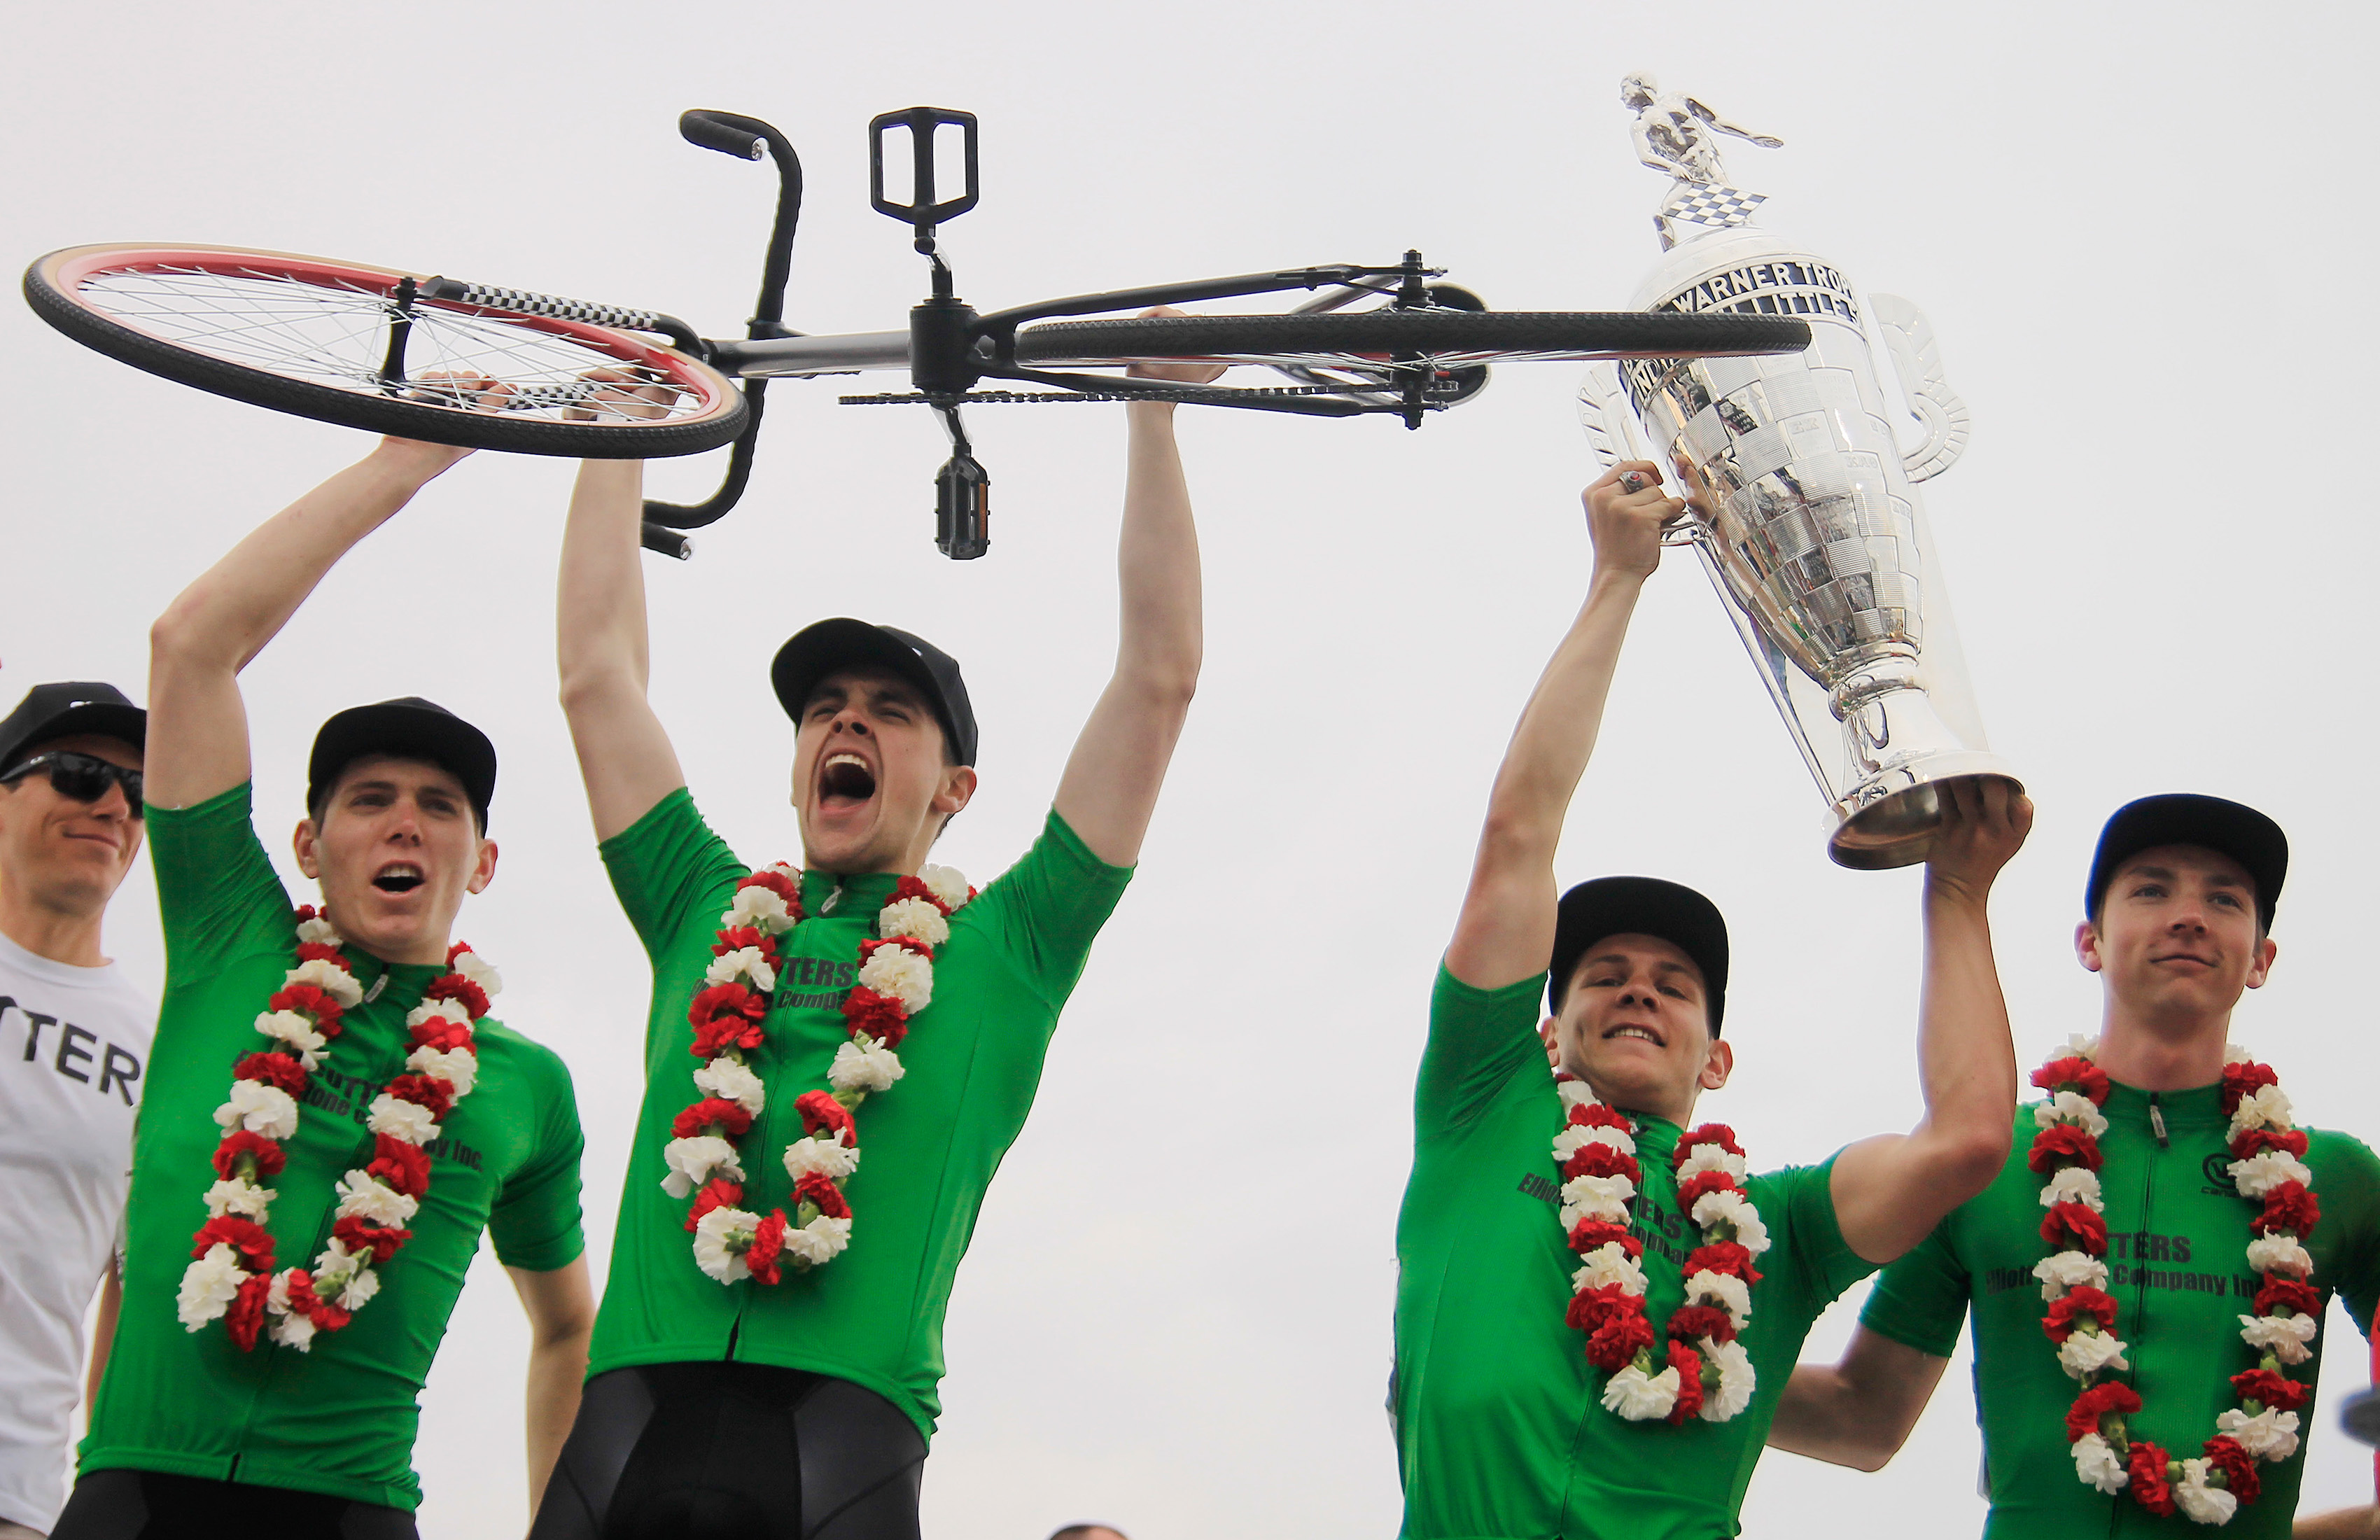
1827;777;2031;1262
1049;325;1224;867
1442;462;1682;992
1684;96;1784;148
1768;1326;1949;1470
556;458;687;841
146;437;473;810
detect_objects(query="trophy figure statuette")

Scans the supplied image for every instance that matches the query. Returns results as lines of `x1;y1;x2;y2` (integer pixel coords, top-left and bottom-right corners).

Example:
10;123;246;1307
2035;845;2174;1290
1584;73;2017;869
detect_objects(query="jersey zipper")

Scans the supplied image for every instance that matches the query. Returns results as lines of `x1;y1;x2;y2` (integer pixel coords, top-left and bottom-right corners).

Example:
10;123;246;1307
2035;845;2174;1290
2115;1102;2163;1539
2150;1094;2169;1148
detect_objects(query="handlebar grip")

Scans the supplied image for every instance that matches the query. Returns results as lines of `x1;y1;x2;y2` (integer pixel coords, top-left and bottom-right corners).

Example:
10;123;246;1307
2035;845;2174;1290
680;110;766;161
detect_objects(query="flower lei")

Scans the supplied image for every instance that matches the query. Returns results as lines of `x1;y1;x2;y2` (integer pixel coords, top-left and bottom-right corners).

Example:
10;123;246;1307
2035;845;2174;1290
2034;1036;2319;1525
1553;1074;1770;1423
174;906;499;1351
660;862;974;1285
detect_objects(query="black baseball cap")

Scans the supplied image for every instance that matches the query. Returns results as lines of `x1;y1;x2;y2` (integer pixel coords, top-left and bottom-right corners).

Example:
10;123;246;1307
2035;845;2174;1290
2085;793;2286;932
1548;876;1731;1032
0;682;147;771
307;698;497;832
769;619;978;766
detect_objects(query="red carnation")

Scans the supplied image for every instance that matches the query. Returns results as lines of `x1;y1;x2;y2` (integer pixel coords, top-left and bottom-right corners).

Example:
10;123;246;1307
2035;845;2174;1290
1562;1142;1641;1183
2029;1124;2104;1175
889;874;950;914
692;1015;766;1059
2203;1436;2260;1504
2232;1369;2309;1413
425;974;491;1020
1677;1123;1744;1160
2127;1441;2175;1516
332;1214;411;1266
2256;1277;2323;1318
2232;1126;2309;1161
792;1170;852;1219
2040;1201;2110;1255
690;981;766;1031
2043;1285;2119;1345
672;1096;755;1140
295;940;348;969
746;1208;789;1287
683;1178;744;1231
212;1128;287;1181
1567;1220;1642;1259
365;1135;432;1198
2065;1381;2142;1443
1585;1304;1656;1372
385;1074;453;1121
1566;1282;1635;1334
268;982;346;1032
841;986;909;1050
233;1051;309;1097
411;1014;474;1053
2255;1182;2320;1240
281;1270;353;1334
736;868;803;916
860;934;933;965
225;1273;273;1352
1676;1168;1740;1213
1684;1241;1763;1285
711;925;780;962
192;1214;276;1268
796;1090;858;1144
1665;1339;1706;1424
1567;1100;1635;1133
2031;1055;2112;1104
1668;1305;1738;1345
2220;1060;2281;1116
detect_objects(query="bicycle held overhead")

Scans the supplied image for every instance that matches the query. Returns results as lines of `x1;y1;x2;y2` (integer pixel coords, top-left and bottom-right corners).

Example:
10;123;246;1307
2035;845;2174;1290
22;105;1812;561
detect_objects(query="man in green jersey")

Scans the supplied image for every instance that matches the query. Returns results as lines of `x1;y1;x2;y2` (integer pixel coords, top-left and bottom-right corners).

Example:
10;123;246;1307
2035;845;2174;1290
535;345;1219;1539
1770;794;2380;1536
1396;458;2032;1540
57;436;593;1540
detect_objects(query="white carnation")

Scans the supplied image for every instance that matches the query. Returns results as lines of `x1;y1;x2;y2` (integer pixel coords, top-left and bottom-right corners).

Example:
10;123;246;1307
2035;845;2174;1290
1686;1268;1754;1327
694;1057;767;1115
406;997;473;1031
858;942;934;1011
692;1205;756;1283
2036;1091;2110;1138
2239;1311;2319;1365
1600;1363;1679;1421
2230;1084;2294;1133
1690;1189;1772;1256
367;1093;438;1145
286;956;363;1007
2065;1034;2101;1060
660;1135;746;1199
2174;1460;2237;1526
780;1213;852;1267
917;864;970;911
829;1035;906;1095
296;913;342;946
2228;1149;2314;1200
726;883;794;932
782;1135;861;1183
1676;1143;1749;1184
176;1245;244;1329
705;946;778;993
264;1271;317;1351
2036;1250;2110;1301
1555;1079;1599;1108
2246;1234;2313;1278
2040;1166;2105;1211
215;1079;299;1140
2224;1043;2252;1067
312;1240;381;1310
2072;1432;2129;1494
204;1178;273;1219
2057;1329;2132;1380
1559;1172;1636;1228
1698;1338;1756;1422
1553;1122;1636;1163
2216;1406;2302;1462
451;949;503;997
253;1009;328;1067
406;1044;477;1097
1572;1243;1647;1296
334;1170;419;1226
878;897;951;948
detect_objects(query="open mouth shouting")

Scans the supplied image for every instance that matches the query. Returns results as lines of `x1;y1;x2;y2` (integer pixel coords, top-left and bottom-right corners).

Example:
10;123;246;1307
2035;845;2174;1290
817;752;879;811
372;860;426;895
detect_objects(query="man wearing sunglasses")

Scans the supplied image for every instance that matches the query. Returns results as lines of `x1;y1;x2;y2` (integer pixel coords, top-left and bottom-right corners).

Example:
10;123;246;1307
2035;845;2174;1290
0;683;152;1540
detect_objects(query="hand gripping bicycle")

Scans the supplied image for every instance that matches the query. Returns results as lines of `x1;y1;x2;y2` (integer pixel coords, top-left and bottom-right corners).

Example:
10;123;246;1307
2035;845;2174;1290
23;107;1809;561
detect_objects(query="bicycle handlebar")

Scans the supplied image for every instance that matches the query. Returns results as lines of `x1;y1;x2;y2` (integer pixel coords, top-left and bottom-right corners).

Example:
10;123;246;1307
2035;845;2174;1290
680;110;767;161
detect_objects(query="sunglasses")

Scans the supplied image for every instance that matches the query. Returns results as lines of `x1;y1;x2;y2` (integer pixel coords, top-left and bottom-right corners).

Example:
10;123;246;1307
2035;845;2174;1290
0;751;146;816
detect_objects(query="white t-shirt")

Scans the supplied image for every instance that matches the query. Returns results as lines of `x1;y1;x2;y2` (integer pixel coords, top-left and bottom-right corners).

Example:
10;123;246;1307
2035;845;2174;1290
0;930;152;1532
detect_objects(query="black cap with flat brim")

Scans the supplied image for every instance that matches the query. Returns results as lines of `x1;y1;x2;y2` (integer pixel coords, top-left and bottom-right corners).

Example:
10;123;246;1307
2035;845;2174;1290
2086;793;2286;932
0;681;147;771
770;618;977;767
1548;876;1730;1033
307;698;497;832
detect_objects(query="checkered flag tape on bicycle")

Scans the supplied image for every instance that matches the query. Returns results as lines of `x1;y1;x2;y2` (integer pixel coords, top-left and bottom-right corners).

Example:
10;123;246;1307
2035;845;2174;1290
1659;183;1765;230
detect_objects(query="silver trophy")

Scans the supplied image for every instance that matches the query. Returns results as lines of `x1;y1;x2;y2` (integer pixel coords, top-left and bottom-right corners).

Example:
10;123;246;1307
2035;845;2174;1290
1583;73;2017;869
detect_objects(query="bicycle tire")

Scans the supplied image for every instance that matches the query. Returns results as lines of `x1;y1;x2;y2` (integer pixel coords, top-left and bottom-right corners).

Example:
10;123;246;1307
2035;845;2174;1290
1011;309;1808;368
24;244;746;458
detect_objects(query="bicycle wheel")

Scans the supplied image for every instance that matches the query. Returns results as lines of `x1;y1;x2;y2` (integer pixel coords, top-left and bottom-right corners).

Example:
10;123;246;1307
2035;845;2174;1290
1011;309;1808;370
25;244;746;458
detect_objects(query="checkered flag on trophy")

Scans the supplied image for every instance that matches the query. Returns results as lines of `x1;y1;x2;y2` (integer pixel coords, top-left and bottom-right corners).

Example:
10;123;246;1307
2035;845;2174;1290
1659;183;1766;230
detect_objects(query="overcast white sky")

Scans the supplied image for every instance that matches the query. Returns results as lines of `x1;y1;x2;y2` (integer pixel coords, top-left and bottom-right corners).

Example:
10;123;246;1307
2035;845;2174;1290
8;3;2379;1536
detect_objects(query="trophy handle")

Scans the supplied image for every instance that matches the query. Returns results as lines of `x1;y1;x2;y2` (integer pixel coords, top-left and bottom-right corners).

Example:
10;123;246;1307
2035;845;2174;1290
1872;294;1970;484
1578;363;1649;471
